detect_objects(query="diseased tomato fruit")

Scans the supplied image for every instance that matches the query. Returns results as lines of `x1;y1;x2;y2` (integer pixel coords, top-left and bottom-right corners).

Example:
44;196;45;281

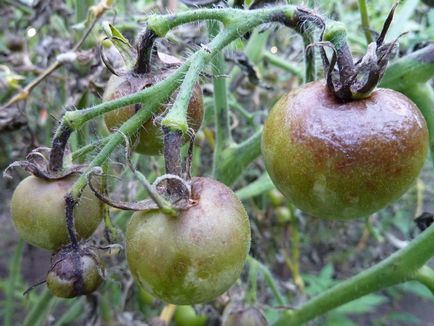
103;55;203;156
46;246;104;298
10;175;103;250
126;177;251;304
262;81;428;219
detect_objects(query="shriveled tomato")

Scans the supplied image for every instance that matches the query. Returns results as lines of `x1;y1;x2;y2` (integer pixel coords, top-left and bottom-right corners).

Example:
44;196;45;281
10;175;103;250
46;246;104;298
126;177;251;304
262;81;428;219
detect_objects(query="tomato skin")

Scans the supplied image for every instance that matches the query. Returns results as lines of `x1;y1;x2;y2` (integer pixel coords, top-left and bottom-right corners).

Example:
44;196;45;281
46;247;104;298
103;72;203;156
262;81;428;220
126;177;251;304
174;305;207;326
10;175;103;250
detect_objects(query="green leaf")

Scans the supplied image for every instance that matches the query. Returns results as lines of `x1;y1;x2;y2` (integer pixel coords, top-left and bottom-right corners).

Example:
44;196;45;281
102;22;136;69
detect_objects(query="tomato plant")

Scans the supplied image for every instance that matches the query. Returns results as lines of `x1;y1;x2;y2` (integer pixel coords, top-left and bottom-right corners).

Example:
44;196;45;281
1;1;434;326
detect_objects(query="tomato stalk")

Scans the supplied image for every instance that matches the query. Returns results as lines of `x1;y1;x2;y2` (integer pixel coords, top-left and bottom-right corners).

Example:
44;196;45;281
208;21;232;179
273;223;434;325
357;0;373;44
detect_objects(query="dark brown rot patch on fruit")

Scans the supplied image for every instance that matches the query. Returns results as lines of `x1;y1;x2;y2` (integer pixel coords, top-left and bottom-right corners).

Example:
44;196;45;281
46;245;104;298
262;80;428;219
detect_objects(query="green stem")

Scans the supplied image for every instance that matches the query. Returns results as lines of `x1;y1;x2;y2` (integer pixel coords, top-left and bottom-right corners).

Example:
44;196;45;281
63;68;187;131
263;51;304;80
413;265;434;295
161;54;206;133
246;257;259;304
302;29;316;83
146;8;235;36
71;136;110;162
273;223;434;325
69;101;161;199
208;21;232;178
215;128;262;185
23;289;54;326
357;0;373;43
4;239;25;326
53;299;84;326
248;256;287;306
236;172;274;200
399;83;434;164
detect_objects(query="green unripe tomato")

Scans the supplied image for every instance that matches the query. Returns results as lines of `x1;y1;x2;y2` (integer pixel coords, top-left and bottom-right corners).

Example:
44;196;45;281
126;177;251;304
10;175;103;250
262;81;428;220
268;189;285;207
174;305;207;326
46;246;104;298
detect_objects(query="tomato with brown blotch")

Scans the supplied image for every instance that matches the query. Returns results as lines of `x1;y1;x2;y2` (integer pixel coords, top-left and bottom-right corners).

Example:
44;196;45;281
10;175;103;250
126;177;251;304
262;80;428;220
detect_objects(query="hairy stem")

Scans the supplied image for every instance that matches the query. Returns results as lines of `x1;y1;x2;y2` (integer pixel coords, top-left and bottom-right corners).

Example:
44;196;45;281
49;122;73;172
134;29;157;74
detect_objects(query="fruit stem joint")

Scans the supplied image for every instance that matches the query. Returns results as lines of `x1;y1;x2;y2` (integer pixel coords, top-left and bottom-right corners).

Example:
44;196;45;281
323;21;348;50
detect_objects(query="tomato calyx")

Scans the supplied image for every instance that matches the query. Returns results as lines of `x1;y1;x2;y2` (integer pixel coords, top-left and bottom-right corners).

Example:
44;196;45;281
3;146;85;181
320;3;400;102
88;169;197;213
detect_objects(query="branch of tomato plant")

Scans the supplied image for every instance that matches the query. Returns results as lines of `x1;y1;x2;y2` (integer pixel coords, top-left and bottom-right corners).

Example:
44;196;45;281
263;51;304;80
285;205;304;292
272;223;434;326
357;0;373;44
52;5;333;234
214;129;263;185
0;0;112;110
247;256;287;306
414;265;434;295
207;21;232;178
